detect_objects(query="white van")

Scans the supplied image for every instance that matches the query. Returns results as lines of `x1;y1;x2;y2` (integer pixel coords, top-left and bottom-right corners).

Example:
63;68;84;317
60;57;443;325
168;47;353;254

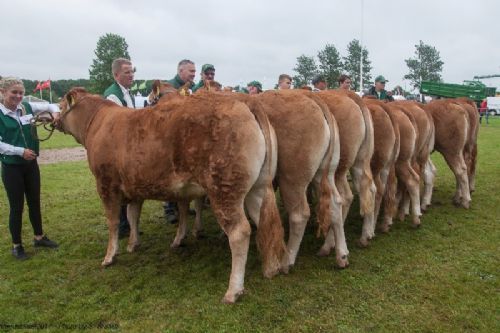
486;97;500;116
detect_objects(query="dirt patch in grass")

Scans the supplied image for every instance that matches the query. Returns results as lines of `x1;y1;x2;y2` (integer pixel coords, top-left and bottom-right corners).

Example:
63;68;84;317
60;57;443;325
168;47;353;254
38;147;87;164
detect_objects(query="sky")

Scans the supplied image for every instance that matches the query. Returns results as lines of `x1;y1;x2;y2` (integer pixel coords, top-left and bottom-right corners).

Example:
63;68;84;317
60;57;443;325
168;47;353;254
1;0;499;92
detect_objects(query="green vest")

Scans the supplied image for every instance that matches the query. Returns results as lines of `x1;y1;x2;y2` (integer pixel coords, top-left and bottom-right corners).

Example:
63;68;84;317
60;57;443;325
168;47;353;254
166;75;193;90
0;102;39;165
192;79;204;92
103;82;135;107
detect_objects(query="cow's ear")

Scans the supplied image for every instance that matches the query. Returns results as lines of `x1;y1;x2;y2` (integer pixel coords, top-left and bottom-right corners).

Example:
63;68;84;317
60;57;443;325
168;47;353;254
152;80;161;96
66;90;76;107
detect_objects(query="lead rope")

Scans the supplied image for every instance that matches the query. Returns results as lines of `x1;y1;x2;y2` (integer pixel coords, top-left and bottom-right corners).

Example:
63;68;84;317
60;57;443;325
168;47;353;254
30;111;56;142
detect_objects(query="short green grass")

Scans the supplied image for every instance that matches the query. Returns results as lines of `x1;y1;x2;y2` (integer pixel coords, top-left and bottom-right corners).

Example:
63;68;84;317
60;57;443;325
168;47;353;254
0;119;499;332
38;127;80;149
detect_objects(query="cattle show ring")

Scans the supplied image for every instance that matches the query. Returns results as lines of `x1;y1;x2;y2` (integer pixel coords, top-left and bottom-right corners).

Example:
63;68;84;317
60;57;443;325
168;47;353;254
1;78;498;331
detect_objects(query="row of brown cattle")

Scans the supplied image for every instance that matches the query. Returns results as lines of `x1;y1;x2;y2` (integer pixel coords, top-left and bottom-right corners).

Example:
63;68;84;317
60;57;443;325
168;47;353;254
55;85;478;303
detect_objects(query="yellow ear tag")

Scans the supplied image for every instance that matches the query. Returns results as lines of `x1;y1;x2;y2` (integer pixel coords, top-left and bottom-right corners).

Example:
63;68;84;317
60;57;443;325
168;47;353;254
68;95;75;107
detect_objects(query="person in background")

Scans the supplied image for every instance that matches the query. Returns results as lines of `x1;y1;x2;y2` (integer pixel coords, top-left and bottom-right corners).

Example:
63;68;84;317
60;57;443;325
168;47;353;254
167;59;196;90
366;75;394;101
479;98;488;124
312;75;327;91
247;81;263;95
163;59;197;224
192;64;215;92
103;58;136;239
338;74;352;90
0;77;59;260
277;74;292;90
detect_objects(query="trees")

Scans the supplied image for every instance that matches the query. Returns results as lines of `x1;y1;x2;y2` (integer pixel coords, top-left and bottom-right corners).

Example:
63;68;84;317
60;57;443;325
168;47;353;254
88;33;131;93
292;55;318;88
404;40;444;89
342;39;372;91
317;44;343;89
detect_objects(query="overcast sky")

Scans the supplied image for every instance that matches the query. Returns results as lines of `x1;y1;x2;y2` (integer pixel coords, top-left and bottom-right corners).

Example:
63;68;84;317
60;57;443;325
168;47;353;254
1;0;499;91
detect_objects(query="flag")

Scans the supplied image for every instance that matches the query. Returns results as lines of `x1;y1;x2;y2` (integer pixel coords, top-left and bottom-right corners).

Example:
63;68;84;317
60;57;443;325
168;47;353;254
33;82;41;92
138;81;147;90
40;80;51;90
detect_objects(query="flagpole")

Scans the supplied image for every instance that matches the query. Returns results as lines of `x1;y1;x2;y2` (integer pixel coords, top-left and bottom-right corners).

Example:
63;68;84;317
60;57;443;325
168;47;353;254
39;81;42;99
49;78;52;103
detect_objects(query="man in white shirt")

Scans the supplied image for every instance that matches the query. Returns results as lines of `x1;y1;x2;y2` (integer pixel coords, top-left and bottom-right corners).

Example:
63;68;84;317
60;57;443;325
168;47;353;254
103;58;136;238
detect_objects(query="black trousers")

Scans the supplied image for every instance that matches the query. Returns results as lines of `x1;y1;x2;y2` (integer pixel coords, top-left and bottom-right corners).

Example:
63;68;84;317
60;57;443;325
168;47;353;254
1;161;43;244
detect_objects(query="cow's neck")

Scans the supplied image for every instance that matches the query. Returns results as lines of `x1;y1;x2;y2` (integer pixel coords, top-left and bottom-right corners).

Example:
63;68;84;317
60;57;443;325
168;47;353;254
69;105;101;147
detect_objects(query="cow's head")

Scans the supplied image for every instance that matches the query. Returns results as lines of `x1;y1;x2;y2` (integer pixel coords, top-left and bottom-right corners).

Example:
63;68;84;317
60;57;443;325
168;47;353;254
56;88;104;145
148;80;177;105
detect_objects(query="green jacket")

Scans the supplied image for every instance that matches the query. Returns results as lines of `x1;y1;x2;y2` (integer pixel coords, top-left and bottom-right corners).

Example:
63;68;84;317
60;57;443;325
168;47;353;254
367;86;394;101
103;82;135;107
0;102;39;165
192;79;204;92
166;75;194;90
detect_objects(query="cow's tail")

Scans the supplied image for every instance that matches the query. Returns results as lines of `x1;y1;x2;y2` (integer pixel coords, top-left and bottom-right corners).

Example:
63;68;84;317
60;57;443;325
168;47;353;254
357;101;376;215
248;99;288;277
307;94;341;237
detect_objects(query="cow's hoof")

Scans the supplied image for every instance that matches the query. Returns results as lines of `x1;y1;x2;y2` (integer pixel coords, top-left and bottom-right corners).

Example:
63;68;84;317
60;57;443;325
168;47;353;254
357;238;369;248
461;200;471;209
379;224;391;233
336;255;349;269
222;289;244;304
127;243;140;253
170;240;185;249
411;220;421;229
192;231;206;239
101;257;115;267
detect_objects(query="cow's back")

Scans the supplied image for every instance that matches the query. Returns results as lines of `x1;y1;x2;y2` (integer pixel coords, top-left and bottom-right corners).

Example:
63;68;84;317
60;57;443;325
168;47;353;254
86;95;266;201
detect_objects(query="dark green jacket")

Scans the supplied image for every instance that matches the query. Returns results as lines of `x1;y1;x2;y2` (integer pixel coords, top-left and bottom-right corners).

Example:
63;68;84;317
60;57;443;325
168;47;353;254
103;82;135;107
367;86;394;101
0;102;39;165
166;75;193;90
192;79;204;93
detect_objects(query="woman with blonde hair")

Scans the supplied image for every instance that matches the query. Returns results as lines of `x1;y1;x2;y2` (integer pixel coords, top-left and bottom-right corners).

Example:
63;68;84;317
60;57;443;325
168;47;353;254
0;77;59;260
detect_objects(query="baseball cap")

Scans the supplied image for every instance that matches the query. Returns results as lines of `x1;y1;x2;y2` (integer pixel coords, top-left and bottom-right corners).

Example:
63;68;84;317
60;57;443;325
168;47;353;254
202;64;215;73
247;80;263;92
375;75;388;83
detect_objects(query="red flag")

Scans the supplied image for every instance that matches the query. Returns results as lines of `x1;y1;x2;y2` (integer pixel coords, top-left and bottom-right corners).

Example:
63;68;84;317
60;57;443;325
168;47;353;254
33;82;41;92
40;80;51;90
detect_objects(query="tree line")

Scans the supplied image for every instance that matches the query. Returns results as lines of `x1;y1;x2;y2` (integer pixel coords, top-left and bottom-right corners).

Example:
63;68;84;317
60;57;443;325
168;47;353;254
22;33;444;101
293;39;443;92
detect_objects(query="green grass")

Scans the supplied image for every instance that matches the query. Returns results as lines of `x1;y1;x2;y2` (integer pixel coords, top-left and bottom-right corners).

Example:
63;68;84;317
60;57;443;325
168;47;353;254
0;118;499;332
38;127;80;149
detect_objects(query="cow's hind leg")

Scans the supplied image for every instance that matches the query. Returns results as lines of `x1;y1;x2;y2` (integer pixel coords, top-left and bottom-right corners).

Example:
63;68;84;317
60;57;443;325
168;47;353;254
127;200;143;253
421;159;436;211
171;201;190;249
102;202;121;266
211;201;251;304
192;198;204;238
396;161;422;227
443;152;471;208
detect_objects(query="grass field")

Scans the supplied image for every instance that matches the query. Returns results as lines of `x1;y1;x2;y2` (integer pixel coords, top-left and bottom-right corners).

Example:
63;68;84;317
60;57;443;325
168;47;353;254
0;119;499;332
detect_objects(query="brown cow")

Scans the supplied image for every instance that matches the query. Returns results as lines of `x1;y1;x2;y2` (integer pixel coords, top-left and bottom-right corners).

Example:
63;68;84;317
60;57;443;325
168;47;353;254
455;97;479;193
393;101;434;215
365;99;420;231
153;85;348;267
364;101;397;223
316;90;377;250
56;88;288;303
199;90;348;267
423;100;471;208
